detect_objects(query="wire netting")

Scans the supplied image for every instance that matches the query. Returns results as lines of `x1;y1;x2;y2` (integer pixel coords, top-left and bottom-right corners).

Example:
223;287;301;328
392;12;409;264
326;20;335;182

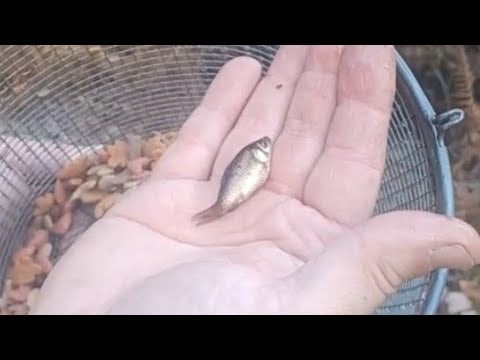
0;45;447;314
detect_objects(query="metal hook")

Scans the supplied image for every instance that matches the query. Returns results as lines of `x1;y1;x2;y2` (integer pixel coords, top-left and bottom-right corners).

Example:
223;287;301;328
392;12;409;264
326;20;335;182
433;108;465;146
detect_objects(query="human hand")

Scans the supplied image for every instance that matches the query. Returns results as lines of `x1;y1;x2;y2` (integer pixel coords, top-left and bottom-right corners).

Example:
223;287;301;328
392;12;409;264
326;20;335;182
30;45;480;315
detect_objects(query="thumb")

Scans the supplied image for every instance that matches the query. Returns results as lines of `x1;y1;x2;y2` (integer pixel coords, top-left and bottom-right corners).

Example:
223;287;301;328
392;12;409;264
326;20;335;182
276;211;480;314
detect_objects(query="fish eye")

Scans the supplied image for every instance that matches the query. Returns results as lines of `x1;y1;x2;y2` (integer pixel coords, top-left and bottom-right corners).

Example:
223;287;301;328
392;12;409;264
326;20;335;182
258;137;269;148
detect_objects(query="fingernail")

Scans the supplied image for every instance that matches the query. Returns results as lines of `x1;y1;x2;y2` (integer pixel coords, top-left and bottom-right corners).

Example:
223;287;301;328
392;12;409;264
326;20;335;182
430;245;476;270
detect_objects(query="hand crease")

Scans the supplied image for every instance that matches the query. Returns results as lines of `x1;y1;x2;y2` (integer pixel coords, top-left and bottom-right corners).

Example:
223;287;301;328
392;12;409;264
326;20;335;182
430;244;477;269
323;145;384;174
376;257;402;295
104;213;208;249
280;202;310;262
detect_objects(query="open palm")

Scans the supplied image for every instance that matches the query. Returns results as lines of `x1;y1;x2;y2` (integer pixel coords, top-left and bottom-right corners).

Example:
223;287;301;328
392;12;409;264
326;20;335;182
31;45;480;315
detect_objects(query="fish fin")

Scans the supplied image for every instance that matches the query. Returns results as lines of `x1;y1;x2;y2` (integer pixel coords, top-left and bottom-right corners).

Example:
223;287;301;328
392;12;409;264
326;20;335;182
191;202;225;226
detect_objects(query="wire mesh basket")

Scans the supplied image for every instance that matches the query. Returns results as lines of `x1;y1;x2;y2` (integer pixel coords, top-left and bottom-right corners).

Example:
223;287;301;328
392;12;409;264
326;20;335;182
0;45;463;315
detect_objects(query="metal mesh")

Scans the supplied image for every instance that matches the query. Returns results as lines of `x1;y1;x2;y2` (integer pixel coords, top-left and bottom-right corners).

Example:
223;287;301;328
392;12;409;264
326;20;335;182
0;45;448;314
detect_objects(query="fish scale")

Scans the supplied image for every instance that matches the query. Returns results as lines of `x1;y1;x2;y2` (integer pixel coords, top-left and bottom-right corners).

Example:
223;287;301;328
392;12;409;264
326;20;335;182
220;160;265;207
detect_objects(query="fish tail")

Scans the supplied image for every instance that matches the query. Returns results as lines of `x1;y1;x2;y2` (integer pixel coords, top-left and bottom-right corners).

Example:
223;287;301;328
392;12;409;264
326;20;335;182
191;202;225;226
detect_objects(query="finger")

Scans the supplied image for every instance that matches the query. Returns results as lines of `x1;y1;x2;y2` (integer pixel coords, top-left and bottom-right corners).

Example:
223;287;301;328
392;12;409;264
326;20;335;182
274;211;480;314
152;56;262;180
266;46;343;198
211;45;310;178
304;45;395;226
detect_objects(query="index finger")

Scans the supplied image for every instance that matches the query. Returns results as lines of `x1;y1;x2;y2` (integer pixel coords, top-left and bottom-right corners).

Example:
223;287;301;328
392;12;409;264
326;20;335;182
304;45;396;226
152;56;262;181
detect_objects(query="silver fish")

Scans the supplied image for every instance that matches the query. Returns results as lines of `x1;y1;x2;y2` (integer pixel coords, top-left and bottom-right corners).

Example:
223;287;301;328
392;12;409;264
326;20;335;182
192;136;273;226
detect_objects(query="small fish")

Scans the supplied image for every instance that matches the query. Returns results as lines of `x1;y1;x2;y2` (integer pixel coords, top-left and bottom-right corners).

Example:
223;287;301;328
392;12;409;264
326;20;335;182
192;136;273;226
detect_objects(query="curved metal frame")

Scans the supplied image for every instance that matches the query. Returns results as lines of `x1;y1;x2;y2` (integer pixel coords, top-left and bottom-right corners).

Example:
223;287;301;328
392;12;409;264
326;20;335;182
0;46;463;315
395;50;462;315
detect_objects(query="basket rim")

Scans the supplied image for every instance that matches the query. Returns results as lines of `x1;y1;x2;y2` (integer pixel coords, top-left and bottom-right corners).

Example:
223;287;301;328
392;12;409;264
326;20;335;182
0;46;456;315
395;50;452;315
